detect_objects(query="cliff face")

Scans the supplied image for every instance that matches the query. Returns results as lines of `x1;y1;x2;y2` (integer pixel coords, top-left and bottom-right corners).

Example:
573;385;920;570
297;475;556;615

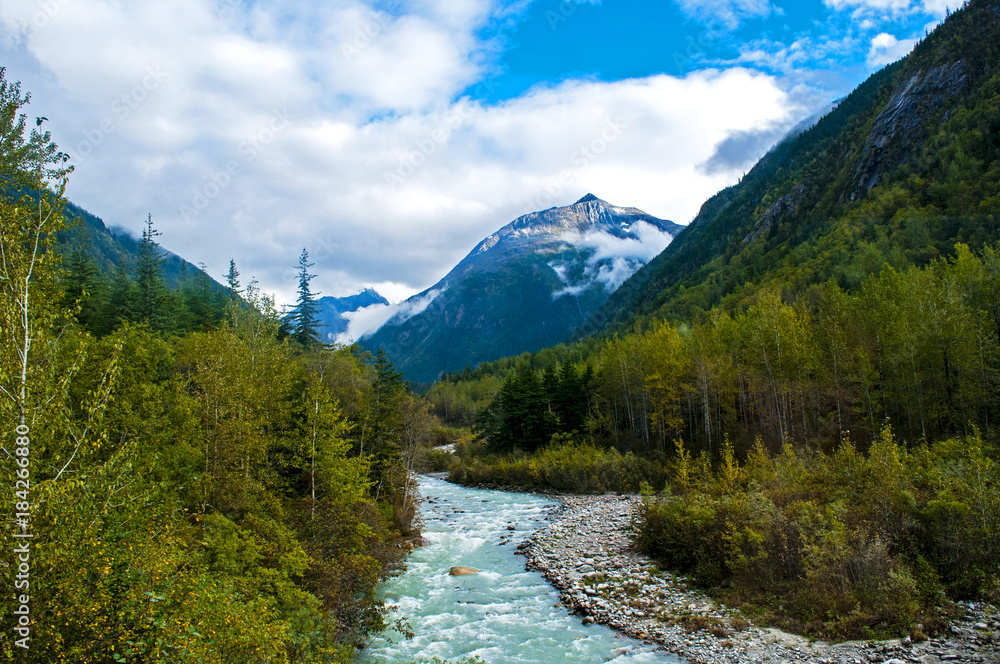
853;61;970;196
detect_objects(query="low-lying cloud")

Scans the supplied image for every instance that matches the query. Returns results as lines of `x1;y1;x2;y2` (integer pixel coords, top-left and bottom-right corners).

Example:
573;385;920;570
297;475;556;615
552;221;676;297
336;287;446;344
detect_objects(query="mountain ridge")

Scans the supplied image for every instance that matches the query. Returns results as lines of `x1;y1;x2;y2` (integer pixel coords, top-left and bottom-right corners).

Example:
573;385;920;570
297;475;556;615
361;195;682;381
315;288;389;342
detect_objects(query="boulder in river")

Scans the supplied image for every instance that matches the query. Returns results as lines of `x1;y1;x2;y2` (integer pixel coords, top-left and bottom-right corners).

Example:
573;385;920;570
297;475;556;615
449;566;479;576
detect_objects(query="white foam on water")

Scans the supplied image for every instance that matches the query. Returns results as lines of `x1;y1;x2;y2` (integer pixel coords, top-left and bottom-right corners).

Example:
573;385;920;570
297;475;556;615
358;477;685;664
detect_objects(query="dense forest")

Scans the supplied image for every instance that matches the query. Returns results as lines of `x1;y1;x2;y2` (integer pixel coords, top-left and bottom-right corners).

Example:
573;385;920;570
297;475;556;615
447;247;1000;456
0;69;435;663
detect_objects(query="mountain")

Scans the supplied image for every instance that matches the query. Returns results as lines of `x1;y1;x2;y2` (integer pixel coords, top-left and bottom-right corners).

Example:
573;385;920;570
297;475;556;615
362;195;683;382
316;288;389;342
598;0;1000;330
59;201;216;287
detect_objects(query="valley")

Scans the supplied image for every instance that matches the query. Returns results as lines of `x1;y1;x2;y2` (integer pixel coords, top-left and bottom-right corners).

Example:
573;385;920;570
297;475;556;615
2;0;1000;662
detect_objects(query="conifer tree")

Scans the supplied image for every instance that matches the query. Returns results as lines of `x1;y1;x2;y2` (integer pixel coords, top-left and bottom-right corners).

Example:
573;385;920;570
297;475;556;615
134;213;169;330
289;248;321;346
63;245;104;331
98;253;133;335
224;258;241;300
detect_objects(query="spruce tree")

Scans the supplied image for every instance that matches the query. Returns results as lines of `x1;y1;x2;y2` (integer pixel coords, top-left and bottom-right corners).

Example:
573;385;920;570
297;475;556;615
134;213;168;330
224;259;241;300
289;249;321;346
181;263;220;332
98;253;134;335
63;246;104;332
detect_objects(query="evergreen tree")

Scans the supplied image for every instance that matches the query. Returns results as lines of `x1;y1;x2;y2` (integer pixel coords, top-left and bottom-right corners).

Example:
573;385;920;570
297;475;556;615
98;253;133;335
62;245;105;331
369;348;406;449
134;213;169;330
367;348;407;506
224;258;241;300
553;363;589;432
289;248;321;346
475;365;556;452
180;262;222;332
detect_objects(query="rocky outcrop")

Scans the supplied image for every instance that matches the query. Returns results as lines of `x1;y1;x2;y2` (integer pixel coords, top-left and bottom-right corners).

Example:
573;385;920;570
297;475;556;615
517;494;1000;664
853;61;969;197
743;183;806;244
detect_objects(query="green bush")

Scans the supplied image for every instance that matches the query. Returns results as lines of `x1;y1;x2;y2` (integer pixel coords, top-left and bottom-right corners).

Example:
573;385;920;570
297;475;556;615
634;425;997;640
449;438;671;494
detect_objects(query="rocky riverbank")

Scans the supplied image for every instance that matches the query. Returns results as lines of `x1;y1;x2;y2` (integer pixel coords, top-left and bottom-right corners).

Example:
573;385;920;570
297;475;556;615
514;494;1000;664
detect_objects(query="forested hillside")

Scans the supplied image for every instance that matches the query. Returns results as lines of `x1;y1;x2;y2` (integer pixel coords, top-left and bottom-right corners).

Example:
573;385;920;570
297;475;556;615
0;69;431;663
58;201;214;288
599;0;1000;330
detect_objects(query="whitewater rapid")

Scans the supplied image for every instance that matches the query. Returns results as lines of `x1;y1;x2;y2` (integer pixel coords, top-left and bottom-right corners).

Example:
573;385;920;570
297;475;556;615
358;476;681;664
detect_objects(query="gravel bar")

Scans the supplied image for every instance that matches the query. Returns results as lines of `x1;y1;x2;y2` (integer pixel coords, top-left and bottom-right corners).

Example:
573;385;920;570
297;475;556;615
513;494;1000;664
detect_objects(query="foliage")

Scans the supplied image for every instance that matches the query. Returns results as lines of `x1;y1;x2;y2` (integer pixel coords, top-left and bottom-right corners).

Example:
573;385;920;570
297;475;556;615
442;244;1000;459
635;426;999;640
0;74;430;662
286;248;322;347
449;437;670;494
59;220;230;338
473;363;594;452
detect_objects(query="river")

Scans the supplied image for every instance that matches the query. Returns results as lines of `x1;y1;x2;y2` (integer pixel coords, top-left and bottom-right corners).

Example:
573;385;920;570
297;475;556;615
358;476;682;664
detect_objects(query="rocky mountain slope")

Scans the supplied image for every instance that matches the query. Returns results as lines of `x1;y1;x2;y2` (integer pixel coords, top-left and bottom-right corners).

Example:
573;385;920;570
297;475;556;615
362;195;682;382
315;288;389;342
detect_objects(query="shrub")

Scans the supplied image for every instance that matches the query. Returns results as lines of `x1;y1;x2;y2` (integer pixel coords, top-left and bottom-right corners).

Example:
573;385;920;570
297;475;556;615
634;424;982;640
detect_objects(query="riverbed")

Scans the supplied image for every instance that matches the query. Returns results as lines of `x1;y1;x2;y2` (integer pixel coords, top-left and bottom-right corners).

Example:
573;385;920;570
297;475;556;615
358;476;681;664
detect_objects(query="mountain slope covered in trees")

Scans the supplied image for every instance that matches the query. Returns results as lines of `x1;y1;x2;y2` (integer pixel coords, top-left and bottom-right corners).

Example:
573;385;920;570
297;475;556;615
58;201;214;287
598;0;1000;331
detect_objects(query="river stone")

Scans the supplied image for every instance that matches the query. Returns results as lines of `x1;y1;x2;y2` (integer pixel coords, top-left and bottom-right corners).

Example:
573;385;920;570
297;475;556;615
449;566;478;576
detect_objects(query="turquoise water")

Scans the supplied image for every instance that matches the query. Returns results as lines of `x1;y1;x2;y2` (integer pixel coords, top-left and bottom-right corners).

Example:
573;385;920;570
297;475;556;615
358;477;682;664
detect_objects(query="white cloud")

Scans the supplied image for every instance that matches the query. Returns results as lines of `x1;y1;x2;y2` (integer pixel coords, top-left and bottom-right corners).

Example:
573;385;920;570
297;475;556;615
672;0;775;29
336;302;395;345
0;0;807;307
552;220;676;297
921;0;954;18
824;0;914;15
867;32;917;67
336;287;445;344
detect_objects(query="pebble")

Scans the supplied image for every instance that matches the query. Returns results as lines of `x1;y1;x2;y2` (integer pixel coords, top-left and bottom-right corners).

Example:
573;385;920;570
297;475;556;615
513;494;1000;664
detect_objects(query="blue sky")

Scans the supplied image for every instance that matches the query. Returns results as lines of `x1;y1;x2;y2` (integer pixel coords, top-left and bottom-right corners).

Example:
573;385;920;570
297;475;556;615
0;0;955;309
472;0;944;102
